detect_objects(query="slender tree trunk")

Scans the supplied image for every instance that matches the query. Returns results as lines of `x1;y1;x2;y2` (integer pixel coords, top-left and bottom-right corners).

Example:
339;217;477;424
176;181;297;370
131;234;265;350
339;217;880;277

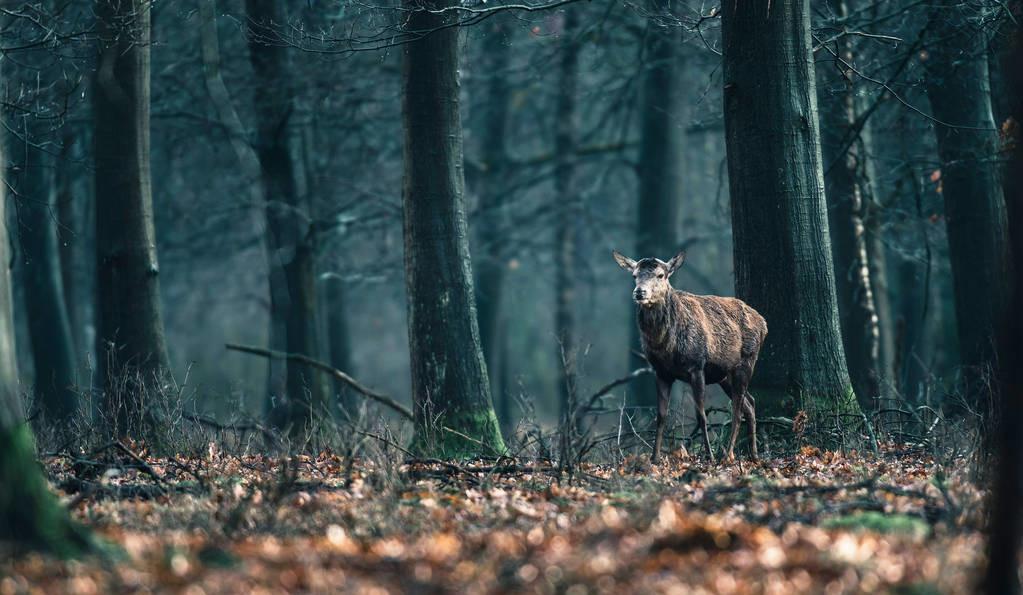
401;0;504;458
0;120;92;557
56;128;82;356
474;18;511;384
861;116;897;394
93;0;172;437
817;0;881;411
555;9;580;419
325;277;354;411
633;12;684;408
721;0;860;423
923;1;1010;405
15;130;78;425
246;0;327;436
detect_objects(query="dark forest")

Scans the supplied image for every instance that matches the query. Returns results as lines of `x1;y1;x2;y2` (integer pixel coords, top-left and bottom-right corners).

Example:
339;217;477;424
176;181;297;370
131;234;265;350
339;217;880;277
1;0;1021;592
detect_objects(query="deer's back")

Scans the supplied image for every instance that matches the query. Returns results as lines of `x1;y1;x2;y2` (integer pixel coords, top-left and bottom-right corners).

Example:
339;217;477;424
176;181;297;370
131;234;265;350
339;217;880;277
641;291;766;383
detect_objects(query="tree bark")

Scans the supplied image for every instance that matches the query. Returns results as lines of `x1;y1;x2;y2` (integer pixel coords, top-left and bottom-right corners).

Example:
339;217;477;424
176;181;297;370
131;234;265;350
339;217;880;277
983;12;1022;592
817;0;881;412
15;130;78;425
721;0;860;423
245;0;328;436
0;124;92;557
401;0;505;457
632;12;684;409
93;0;172;437
555;9;580;419
923;1;1011;405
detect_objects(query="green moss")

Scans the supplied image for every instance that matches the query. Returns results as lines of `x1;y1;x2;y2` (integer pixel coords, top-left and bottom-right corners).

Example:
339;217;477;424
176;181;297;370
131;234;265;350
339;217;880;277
411;407;506;459
822;511;929;539
0;424;95;558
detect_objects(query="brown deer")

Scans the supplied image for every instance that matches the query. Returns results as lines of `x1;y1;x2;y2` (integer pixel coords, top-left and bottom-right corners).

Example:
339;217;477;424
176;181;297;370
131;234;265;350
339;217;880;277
613;250;767;463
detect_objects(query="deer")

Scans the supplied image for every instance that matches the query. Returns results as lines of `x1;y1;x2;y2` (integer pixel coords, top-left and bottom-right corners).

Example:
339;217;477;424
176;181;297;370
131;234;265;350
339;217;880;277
613;250;767;464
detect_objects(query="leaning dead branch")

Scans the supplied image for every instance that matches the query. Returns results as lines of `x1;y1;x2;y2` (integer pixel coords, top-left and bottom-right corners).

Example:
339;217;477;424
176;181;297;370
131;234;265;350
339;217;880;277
225;343;414;420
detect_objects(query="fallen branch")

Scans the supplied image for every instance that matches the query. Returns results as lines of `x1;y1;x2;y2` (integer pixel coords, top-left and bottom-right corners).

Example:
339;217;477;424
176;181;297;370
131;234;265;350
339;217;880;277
582;366;653;412
184;413;281;445
225;343;414;420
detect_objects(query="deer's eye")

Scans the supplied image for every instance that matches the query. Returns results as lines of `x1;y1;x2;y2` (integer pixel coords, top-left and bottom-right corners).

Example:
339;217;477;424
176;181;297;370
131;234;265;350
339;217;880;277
657;273;664;279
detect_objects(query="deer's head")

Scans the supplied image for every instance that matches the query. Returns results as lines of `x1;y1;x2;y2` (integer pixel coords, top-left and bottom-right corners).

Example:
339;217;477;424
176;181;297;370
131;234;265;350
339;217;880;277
612;250;686;308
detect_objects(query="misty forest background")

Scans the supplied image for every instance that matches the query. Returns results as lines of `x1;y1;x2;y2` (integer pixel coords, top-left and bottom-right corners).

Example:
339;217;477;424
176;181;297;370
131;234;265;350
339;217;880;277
0;0;1021;588
5;0;1012;445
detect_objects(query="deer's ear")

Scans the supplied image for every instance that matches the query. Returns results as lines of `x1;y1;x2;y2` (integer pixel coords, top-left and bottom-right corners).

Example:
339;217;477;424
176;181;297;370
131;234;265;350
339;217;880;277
666;251;686;276
612;250;637;271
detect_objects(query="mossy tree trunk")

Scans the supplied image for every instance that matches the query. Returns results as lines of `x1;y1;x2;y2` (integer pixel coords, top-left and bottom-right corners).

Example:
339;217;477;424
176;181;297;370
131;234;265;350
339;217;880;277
923;1;1010;406
721;0;860;425
93;0;172;437
401;0;505;458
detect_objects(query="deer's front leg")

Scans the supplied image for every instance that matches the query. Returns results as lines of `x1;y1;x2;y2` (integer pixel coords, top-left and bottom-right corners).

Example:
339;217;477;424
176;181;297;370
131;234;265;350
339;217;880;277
652;375;673;463
691;369;713;462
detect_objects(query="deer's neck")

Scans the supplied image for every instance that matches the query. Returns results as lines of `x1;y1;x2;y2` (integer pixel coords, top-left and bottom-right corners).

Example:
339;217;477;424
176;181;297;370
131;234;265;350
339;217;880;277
637;291;678;352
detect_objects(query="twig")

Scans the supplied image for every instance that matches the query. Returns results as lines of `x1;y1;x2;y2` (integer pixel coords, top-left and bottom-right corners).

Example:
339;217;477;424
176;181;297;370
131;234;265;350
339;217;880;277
225;343;414;420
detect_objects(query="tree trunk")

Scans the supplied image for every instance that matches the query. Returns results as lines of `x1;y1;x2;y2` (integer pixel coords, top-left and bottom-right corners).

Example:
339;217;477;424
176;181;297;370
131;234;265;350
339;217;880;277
0;127;92;557
555;9;580;419
56;127;82;357
245;0;327;436
93;0;172;437
632;13;684;409
401;0;504;458
983;16;1022;592
325;277;354;411
817;0;881;412
721;0;860;424
923;1;1010;405
474;18;511;385
861;115;897;394
15;130;78;426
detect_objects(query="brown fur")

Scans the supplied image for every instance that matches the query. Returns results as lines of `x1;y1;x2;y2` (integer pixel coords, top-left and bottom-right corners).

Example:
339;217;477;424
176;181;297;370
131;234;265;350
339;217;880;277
613;250;767;462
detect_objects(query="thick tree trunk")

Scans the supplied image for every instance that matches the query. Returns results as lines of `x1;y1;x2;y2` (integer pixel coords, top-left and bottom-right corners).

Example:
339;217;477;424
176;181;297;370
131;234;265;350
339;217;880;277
721;0;860;424
923;2;1010;405
0;130;91;557
817;1;881;412
474;18;511;385
246;0;327;436
16;133;78;426
632;14;684;409
93;0;172;437
983;15;1022;592
401;0;504;457
555;9;580;419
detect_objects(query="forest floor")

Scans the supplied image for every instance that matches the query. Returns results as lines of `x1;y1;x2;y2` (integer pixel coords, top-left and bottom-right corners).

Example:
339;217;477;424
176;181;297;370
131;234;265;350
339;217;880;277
1;443;987;594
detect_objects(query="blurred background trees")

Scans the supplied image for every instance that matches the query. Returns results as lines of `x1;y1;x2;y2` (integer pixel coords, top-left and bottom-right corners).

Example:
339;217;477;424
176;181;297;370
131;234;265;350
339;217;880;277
0;0;1014;455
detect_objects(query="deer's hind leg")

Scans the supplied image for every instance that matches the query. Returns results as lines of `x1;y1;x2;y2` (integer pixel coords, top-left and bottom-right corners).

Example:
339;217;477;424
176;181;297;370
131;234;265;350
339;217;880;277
741;391;758;461
725;371;749;463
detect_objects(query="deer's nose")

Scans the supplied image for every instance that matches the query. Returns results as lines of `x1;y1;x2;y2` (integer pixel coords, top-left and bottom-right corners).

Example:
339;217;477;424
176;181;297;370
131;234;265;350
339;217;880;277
634;288;646;300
